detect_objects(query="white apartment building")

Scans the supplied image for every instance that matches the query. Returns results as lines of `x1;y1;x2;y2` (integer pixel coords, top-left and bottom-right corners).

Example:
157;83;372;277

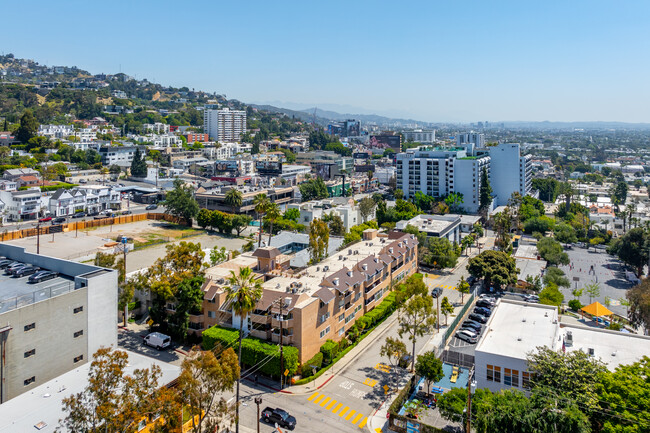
475;300;650;394
38;124;74;139
131;133;180;147
143;122;171;134
0;189;47;221
202;142;252;160
75;128;98;143
456;132;485;154
287;198;373;233
485;143;532;206
375;167;396;185
48;186;121;216
203;108;247;142
402;129;435;143
173;157;209;171
99;145;143;167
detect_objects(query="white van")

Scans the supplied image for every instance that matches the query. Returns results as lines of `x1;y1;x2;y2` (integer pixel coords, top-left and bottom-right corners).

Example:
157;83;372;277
143;332;171;350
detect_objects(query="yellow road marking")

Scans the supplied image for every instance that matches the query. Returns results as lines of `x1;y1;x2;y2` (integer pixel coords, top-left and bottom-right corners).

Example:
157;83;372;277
307;392;319;401
326;399;337;410
358;417;368;429
345;410;357;420
339;407;349;417
314;394;325;404
320;397;331;407
332;403;343;414
375;428;382;433
352;413;364;425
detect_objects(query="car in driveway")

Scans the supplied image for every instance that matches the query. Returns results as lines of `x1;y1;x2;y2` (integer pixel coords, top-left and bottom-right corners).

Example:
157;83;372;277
456;329;478;344
145;204;158;210
29;270;59;283
261;407;296;430
13;265;40;278
431;287;443;298
461;320;482;333
468;313;488;324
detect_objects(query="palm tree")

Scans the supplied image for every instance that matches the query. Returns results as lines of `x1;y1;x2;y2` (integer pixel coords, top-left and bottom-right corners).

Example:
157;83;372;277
225;188;243;214
253;193;270;247
225;267;263;433
265;202;281;244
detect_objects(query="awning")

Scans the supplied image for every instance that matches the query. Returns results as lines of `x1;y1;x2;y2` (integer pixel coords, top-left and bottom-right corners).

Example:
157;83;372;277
580;301;613;317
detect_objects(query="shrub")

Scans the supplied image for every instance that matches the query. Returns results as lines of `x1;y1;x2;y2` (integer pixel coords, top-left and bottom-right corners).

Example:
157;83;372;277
320;340;340;365
202;326;299;377
301;352;324;377
568;299;582;311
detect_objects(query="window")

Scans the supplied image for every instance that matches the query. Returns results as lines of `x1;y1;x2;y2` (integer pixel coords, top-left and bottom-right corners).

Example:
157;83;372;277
74;355;83;363
24;349;36;358
320;326;330;338
522;371;531;389
339;314;344;322
24;323;35;332
74;330;84;338
487;365;501;383
24;376;35;386
338;327;345;336
207;311;216;319
511;369;519;387
73;306;83;314
504;368;518;387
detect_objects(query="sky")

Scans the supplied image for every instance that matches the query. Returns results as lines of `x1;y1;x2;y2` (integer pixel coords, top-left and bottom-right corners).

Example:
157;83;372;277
3;0;650;123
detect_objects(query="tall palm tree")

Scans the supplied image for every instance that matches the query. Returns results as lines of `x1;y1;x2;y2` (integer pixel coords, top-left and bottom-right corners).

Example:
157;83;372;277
265;203;281;244
253;194;270;247
226;267;263;433
224;188;243;214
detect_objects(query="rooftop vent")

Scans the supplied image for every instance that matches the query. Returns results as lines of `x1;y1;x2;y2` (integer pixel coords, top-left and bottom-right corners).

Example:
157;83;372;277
374;257;379;263
362;264;368;271
522;318;527;322
316;267;320;271
347;271;353;277
333;278;339;286
339;255;343;260
323;266;329;272
389;247;393;254
588;348;595;356
517;337;522;341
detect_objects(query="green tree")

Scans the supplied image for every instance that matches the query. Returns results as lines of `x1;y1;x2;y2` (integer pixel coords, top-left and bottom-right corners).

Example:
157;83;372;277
478;166;493;217
147;242;206;302
265;202;281;243
322;212;345;236
209;246;228;266
398;294;436;372
197;208;212;230
532;178;559;202
359;196;376;223
444;192;464;213
421;237;459;269
524;216;555;235
224;188;243;214
380;336;408;368
178;347;240;433
94;251;116;268
543;267;570;288
589;236;604;251
231;214;252;236
554;222;577;245
537;237;570;266
436;386;468;423
253;193;270;247
168;275;205;340
467;250;519;291
539;283;564;306
626;279;650;330
163;179;199;226
308;218;329;264
283;208;300;222
607;228;649;276
415;351;444;395
15;109;38;143
457;276;470;303
493;208;514;252
299;178;329;202
440;296;454;326
225;267;262;433
584;282;601;304
130;147;147;177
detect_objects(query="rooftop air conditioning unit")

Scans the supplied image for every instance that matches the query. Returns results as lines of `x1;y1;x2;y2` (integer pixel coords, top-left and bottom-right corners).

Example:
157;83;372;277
324;266;329;271
588;348;595;356
339;255;343;260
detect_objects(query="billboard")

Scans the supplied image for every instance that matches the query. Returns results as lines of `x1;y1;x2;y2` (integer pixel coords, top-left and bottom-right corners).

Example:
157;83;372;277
256;161;283;176
315;162;336;180
214;160;238;172
370;134;401;150
353;152;370;159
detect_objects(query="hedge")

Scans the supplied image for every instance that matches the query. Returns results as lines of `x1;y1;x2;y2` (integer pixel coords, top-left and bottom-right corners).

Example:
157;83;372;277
301;352;324;377
320;340;339;365
202;326;299;378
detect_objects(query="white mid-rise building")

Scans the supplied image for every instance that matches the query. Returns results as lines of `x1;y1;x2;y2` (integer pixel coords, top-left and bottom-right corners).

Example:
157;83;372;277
38;124;74;139
456;132;485;155
402;129;435;143
485;143;532;205
203;108;247;142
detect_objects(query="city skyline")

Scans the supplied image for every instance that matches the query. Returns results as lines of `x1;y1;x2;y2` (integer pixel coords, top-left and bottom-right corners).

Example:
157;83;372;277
3;0;650;123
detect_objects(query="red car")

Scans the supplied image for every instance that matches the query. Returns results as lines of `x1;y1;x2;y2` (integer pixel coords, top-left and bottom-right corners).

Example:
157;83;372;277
38;216;52;222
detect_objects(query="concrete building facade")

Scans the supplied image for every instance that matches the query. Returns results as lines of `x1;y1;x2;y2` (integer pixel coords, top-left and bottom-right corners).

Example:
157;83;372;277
203;108;247;142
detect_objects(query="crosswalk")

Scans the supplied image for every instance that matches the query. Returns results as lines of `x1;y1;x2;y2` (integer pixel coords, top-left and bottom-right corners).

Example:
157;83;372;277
307;391;368;429
363;378;378;387
374;362;391;373
435;284;457;291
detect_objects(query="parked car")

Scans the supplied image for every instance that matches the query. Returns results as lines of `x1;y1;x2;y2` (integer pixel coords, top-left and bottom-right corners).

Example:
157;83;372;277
456;329;478;344
29;270;58;283
71;212;86;219
0;259;16;269
121;210;132;215
145;204;158;210
461;320;482;333
431;287;443;298
468;313;488;324
87;211;99;217
6;263;28;275
467;275;477;286
143;332;171;350
52;217;66;225
524;294;540;303
476;299;495;308
38;216;52;223
261;407;296;430
474;306;492;317
13;265;40;278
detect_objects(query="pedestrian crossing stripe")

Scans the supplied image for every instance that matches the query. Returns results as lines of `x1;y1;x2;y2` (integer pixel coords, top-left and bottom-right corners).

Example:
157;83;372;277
363;378;378;387
307;393;368;429
436;285;457;291
375;362;391;373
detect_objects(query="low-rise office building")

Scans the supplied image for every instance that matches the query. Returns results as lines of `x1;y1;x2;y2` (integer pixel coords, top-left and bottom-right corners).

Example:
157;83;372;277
195;185;295;214
198;230;418;362
395;214;461;243
0;244;118;403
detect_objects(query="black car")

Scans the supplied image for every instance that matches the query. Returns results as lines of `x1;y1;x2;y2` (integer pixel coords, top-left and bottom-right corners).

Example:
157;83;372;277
13;266;39;278
462;320;482;333
121;210;132;215
5;263;26;275
0;259;16;269
467;275;477;286
145;204;158;210
72;212;86;219
261;407;296;430
474;306;492;317
476;299;495;309
52;217;66;225
468;313;488;324
29;270;58;283
431;287;443;298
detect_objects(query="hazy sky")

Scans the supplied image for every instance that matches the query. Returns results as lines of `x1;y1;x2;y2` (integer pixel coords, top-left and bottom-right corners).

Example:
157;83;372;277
3;1;649;123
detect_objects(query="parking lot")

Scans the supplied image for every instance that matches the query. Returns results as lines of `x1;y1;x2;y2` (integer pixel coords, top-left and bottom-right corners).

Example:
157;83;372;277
447;296;495;355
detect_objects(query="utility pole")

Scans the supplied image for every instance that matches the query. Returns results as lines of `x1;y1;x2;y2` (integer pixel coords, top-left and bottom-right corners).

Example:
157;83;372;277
436;295;440;332
254;397;262;433
36;222;40;254
279;299;284;389
121;236;128;327
465;370;473;433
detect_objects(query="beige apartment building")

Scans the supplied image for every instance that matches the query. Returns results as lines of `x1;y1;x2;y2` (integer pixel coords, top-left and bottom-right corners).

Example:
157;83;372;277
192;229;418;363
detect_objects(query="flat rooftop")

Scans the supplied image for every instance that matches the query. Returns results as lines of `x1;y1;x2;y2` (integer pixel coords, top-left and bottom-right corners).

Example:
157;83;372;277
0;270;75;312
476;300;560;359
515;257;546;281
397;214;459;235
560;324;650;370
0;350;180;433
